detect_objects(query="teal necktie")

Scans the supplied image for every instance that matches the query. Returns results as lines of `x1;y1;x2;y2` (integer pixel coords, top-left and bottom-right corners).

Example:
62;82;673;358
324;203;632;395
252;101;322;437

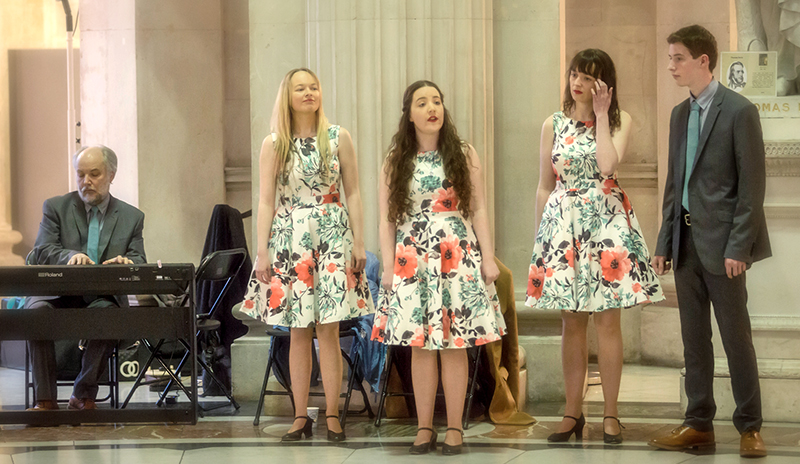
682;101;701;212
87;206;100;263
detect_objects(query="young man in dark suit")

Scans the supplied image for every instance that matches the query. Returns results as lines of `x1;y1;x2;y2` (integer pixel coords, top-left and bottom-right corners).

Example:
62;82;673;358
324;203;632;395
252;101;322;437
649;25;771;458
25;145;146;411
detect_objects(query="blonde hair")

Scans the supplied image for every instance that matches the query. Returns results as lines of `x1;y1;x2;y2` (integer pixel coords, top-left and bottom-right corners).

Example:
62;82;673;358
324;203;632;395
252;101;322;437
270;68;332;183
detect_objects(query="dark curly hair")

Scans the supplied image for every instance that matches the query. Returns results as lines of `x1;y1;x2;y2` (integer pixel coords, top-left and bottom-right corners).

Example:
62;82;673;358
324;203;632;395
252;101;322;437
384;80;472;224
562;48;621;135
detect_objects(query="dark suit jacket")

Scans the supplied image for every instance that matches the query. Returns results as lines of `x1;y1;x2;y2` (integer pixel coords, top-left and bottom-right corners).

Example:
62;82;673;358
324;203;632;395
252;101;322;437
27;191;146;305
656;84;771;275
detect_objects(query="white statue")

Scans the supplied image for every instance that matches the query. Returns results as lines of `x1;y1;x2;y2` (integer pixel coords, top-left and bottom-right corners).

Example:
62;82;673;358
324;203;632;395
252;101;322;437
737;0;800;95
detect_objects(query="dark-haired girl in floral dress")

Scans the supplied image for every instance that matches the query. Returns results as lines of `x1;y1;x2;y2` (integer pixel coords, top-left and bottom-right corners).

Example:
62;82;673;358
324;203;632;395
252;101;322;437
526;50;664;444
372;80;505;456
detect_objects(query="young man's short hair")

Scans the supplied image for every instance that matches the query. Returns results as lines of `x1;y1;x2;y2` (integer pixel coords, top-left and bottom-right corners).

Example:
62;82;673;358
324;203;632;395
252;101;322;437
667;25;718;72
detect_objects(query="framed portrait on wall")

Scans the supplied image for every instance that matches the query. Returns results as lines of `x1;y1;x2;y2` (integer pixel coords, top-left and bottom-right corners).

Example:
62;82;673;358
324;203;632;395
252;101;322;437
720;51;778;97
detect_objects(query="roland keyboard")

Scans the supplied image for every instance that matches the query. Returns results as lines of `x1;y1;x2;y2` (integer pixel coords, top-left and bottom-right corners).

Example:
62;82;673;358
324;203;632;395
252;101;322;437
0;262;198;425
0;263;194;296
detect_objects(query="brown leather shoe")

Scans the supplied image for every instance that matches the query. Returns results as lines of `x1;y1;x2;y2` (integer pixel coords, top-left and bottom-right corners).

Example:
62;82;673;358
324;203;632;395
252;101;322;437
740;430;767;458
68;395;97;410
26;400;59;411
648;425;715;451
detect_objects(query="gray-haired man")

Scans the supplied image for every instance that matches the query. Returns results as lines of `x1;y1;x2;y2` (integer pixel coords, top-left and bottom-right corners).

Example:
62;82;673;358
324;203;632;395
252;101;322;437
25;145;146;411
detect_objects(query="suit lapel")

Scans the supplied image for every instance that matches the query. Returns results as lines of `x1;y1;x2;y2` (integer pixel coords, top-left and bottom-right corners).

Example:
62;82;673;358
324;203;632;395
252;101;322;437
690;85;724;174
98;196;119;262
70;194;89;246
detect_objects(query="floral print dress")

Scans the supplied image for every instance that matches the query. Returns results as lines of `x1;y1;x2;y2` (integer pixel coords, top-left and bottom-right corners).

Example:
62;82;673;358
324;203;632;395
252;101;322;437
242;125;374;327
372;150;506;350
526;112;664;311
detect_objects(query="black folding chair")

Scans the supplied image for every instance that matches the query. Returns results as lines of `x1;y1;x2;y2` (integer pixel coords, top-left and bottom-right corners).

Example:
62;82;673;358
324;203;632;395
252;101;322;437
122;248;247;412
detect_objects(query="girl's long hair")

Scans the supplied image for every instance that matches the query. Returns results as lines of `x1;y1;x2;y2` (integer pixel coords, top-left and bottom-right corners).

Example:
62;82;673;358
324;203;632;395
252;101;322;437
384;80;472;224
562;49;621;134
271;68;332;183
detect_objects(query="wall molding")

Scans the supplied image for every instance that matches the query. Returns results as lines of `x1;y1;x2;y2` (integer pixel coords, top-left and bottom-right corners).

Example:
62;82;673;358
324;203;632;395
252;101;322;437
224;166;251;192
750;315;800;331
617;162;658;188
765;140;800;177
764;203;800;219
765;140;800;157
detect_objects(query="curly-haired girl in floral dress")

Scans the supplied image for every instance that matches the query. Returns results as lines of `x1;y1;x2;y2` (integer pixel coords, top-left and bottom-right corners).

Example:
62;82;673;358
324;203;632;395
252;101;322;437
372;80;506;456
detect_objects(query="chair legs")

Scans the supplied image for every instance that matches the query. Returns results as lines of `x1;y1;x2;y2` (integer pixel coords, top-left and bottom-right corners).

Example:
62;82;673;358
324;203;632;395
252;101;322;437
254;340;283;426
24;344;31;409
373;344;484;430
155;338;239;411
462;345;483;430
339;348;375;427
374;345;394;427
196;355;240;409
121;339;164;409
254;334;373;427
121;339;194;409
26;342;120;409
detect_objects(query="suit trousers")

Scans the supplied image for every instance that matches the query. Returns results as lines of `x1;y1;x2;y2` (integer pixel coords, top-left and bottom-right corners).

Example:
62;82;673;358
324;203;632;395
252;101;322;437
674;220;762;433
28;296;117;401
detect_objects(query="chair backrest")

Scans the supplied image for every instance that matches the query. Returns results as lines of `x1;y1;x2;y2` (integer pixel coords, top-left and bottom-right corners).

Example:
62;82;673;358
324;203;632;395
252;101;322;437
193;248;248;318
196;248;247;282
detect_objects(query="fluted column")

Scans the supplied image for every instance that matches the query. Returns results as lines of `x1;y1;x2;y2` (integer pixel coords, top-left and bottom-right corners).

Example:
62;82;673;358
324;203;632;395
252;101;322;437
306;0;495;254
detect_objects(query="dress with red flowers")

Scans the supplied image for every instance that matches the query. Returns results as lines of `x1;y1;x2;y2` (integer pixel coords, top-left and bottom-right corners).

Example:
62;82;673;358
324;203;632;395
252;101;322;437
372;150;506;349
241;125;374;327
525;112;664;311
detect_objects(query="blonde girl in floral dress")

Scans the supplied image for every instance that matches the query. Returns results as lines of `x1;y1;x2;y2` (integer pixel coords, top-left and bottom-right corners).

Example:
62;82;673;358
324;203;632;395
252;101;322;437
526;50;664;444
243;68;373;442
372;81;506;455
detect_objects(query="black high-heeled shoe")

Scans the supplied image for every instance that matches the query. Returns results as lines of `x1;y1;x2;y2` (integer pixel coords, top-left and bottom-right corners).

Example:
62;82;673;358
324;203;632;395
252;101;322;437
603;416;625;444
409;427;438;455
441;427;464;456
281;416;313;442
326;415;346;442
547;413;585;442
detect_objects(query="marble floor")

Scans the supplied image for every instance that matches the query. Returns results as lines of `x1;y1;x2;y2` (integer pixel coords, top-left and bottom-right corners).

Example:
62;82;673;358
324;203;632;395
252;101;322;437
1;365;799;463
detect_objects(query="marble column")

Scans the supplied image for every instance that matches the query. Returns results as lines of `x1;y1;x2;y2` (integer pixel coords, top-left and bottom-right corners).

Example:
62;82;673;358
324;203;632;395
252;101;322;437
80;0;226;264
493;0;562;297
236;0;308;401
495;0;563;402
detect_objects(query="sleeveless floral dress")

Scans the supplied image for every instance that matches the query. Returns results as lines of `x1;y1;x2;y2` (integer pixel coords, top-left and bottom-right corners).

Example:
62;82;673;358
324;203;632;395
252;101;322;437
242;125;374;327
526;112;664;311
372;150;506;350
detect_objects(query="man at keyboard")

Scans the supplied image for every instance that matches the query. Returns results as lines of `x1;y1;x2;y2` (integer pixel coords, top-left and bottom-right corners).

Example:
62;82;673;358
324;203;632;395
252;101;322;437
25;145;146;411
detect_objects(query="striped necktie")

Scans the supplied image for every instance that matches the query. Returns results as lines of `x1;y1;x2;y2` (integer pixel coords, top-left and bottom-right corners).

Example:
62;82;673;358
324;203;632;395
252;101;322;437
87;206;100;263
681;101;701;212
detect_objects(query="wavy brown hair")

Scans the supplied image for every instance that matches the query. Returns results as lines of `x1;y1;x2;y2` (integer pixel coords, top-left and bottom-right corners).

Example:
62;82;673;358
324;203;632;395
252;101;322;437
562;49;621;134
384;81;472;224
